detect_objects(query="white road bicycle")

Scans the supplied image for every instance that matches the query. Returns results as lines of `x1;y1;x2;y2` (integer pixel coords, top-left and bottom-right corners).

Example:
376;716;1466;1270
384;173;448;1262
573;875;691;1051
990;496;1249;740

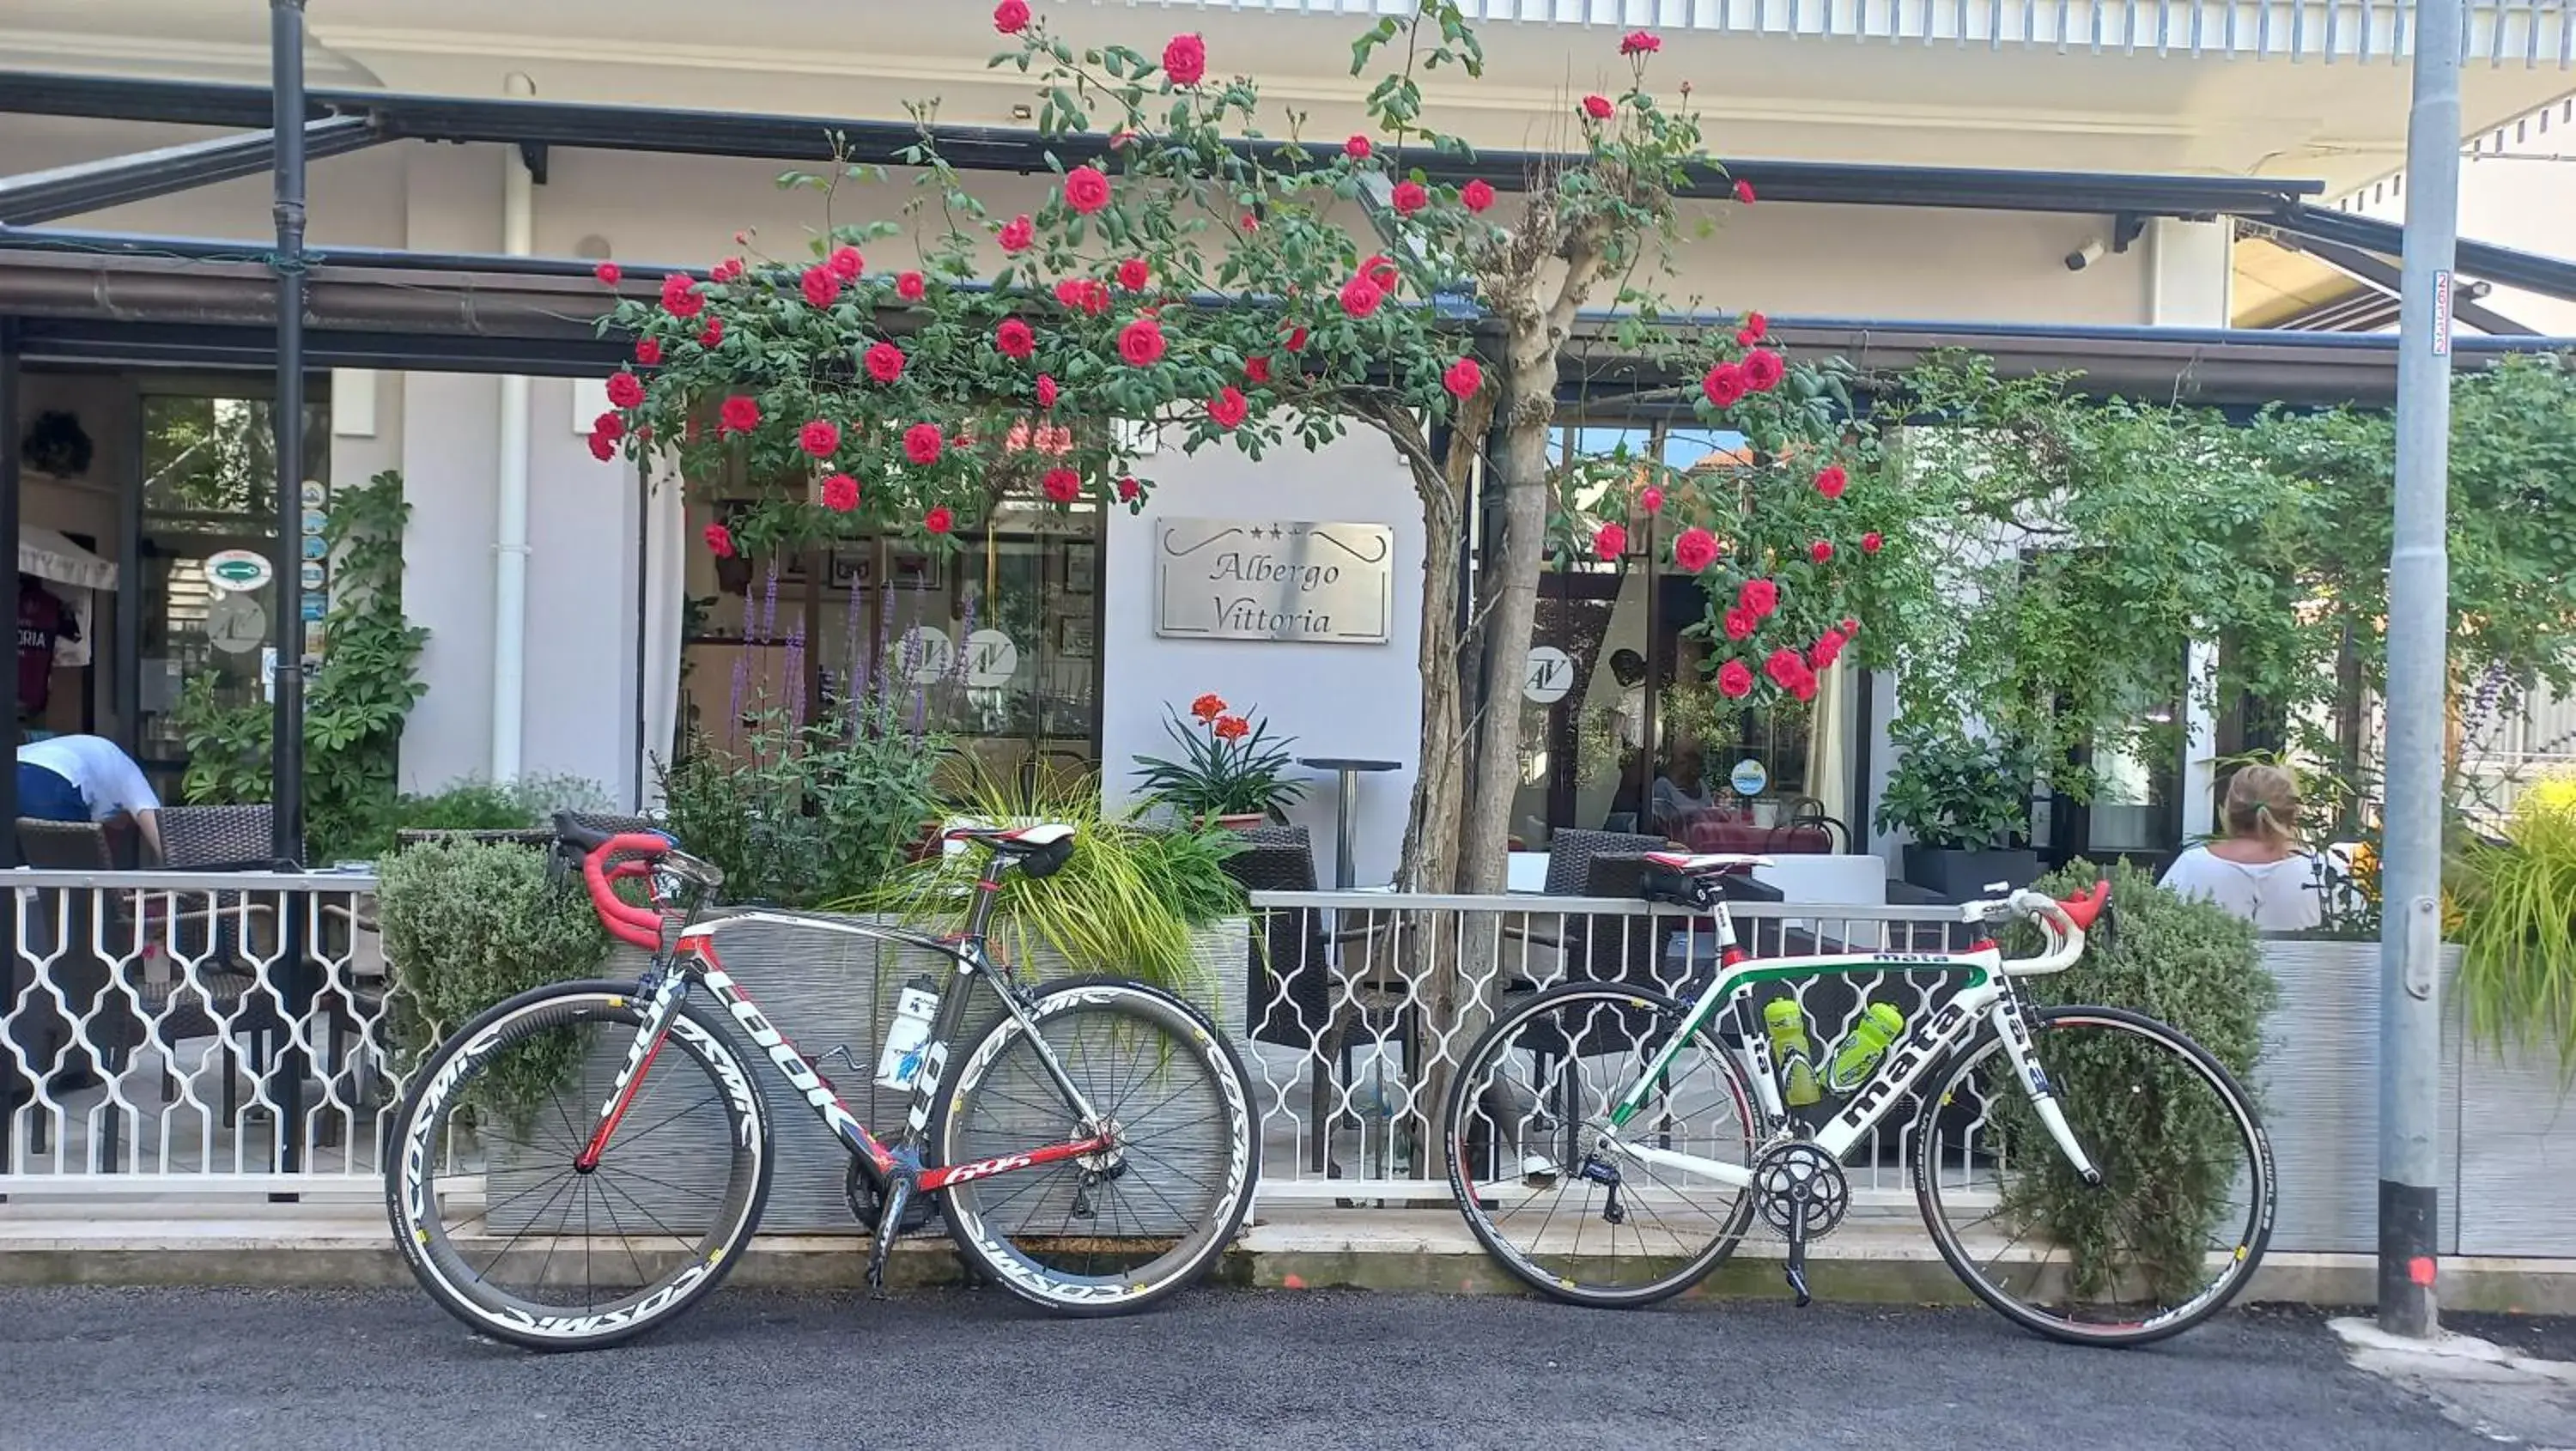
1441;853;2275;1347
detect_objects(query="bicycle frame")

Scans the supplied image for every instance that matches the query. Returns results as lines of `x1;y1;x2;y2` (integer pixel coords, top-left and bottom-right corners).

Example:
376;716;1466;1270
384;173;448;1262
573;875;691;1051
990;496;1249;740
1589;898;2101;1190
577;844;1113;1198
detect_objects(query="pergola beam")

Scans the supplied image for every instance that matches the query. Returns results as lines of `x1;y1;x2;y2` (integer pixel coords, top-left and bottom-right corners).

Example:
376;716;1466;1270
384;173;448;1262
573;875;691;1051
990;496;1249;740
2270;203;2576;307
0;114;380;226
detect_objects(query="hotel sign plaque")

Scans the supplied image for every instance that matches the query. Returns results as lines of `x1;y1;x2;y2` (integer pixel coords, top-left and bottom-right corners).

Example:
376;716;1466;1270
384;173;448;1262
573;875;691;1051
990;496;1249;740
1152;519;1393;645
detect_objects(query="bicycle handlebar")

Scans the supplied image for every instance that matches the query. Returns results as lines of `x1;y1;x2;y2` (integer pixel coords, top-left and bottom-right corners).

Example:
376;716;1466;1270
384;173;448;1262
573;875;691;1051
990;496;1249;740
552;813;722;951
1961;879;2110;975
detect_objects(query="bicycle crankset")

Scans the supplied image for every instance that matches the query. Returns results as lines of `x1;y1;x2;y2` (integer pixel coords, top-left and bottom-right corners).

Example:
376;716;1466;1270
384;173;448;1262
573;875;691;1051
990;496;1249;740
848;1156;939;1237
1752;1140;1850;1308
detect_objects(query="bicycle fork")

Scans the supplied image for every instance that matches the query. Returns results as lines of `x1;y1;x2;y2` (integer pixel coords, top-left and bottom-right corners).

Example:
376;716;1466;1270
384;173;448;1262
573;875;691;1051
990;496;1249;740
579;967;692;1171
1990;993;2103;1187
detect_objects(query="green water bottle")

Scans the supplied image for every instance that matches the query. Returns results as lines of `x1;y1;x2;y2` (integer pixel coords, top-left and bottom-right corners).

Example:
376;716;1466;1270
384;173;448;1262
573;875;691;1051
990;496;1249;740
1762;998;1822;1108
1827;1002;1908;1094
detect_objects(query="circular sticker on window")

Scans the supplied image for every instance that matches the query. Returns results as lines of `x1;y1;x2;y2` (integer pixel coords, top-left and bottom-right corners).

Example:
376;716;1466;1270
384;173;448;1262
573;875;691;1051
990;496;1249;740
896;625;956;683
1522;646;1575;704
963;628;1020;688
1728;758;1769;798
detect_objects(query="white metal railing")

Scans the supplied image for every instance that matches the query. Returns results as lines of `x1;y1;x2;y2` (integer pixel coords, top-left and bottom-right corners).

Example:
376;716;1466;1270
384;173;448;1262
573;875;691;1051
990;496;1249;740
2;870;391;1193
1236;889;1981;1205
1164;0;2576;64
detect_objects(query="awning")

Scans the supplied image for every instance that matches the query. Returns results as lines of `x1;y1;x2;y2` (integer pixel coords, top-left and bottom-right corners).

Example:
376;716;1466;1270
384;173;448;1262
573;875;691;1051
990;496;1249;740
20;525;117;592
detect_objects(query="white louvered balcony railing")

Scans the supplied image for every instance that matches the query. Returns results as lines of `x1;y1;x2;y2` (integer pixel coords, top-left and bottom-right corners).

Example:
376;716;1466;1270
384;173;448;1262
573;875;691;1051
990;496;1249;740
1142;0;2576;64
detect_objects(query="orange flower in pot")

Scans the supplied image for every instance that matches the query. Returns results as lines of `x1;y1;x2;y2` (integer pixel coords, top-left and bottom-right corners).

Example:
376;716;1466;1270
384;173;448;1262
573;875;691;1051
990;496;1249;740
1133;694;1305;828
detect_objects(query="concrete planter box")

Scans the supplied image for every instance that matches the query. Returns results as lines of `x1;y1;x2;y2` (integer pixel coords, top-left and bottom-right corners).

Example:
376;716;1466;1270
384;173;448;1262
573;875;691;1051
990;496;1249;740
489;910;1247;1235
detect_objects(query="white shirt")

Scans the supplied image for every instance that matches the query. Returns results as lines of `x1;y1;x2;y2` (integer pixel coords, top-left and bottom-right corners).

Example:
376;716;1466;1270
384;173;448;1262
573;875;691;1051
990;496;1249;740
2158;846;2321;932
18;734;160;822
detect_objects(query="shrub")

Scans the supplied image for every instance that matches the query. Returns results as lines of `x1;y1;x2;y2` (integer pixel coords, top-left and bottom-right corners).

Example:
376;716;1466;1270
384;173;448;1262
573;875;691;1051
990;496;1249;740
2454;787;2576;1079
379;837;611;1123
1995;859;2276;1300
657;702;941;909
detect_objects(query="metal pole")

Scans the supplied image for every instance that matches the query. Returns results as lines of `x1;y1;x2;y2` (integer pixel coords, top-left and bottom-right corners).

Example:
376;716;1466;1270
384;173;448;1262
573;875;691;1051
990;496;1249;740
267;0;313;1179
0;317;21;857
269;0;308;864
2379;0;2460;1342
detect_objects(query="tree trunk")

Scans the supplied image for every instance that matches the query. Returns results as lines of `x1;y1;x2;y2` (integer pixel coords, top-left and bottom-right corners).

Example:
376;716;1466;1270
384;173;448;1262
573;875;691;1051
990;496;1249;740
1397;386;1490;898
1457;334;1558;895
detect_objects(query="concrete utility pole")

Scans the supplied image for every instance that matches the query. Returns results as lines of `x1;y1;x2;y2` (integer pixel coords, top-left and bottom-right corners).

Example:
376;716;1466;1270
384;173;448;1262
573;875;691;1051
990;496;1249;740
2379;0;2462;1341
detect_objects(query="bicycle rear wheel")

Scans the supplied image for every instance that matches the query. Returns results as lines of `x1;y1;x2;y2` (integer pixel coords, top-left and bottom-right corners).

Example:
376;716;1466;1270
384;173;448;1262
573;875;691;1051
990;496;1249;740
933;977;1255;1315
1443;982;1762;1308
1913;1003;2274;1346
386;980;772;1351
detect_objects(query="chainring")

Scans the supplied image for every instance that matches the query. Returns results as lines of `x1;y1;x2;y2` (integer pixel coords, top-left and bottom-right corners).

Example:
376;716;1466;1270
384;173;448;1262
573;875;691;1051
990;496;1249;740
846;1156;939;1236
1752;1140;1851;1242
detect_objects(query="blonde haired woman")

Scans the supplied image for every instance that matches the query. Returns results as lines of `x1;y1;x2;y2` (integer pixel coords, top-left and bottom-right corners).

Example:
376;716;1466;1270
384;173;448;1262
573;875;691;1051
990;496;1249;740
2158;763;2323;932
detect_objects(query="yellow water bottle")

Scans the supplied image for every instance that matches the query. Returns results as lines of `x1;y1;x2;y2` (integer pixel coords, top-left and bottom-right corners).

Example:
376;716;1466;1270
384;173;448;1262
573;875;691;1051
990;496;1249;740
1762;998;1822;1108
1826;1002;1907;1094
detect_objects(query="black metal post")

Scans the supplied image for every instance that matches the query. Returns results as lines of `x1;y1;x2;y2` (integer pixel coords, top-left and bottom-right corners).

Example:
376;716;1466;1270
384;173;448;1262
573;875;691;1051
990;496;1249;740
0;316;20;855
267;0;312;1180
634;471;650;811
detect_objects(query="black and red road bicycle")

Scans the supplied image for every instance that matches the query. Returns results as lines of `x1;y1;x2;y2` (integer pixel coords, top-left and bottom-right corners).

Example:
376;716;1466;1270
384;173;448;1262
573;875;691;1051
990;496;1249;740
387;813;1257;1350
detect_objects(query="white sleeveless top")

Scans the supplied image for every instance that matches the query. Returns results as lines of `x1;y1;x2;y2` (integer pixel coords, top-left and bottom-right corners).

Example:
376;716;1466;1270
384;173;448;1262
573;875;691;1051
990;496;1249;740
2157;847;2322;932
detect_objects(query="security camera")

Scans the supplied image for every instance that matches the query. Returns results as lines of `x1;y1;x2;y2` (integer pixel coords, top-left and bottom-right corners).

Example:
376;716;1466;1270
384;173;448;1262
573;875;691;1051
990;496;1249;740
2064;237;2107;272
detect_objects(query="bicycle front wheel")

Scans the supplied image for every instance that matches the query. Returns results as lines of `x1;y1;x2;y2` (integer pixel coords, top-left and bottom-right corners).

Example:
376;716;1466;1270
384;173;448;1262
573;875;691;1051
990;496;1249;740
933;977;1256;1315
1443;982;1762;1308
386;980;772;1351
1913;1003;2274;1346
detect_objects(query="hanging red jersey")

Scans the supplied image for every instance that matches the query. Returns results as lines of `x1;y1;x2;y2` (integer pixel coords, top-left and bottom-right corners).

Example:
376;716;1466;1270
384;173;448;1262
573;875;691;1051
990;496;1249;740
18;579;78;715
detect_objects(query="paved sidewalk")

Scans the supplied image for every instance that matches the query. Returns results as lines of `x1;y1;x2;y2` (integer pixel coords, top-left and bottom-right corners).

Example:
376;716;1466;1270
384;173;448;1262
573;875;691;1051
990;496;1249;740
6;1195;2576;1314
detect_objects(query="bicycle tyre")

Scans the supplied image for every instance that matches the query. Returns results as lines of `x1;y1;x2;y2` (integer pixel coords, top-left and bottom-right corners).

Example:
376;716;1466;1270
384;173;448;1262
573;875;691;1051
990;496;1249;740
1442;981;1764;1308
933;976;1256;1316
1912;1003;2275;1347
387;979;773;1351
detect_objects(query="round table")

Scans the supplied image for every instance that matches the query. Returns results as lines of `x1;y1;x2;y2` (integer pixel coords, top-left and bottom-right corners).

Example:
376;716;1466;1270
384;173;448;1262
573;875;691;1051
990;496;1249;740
1297;756;1402;889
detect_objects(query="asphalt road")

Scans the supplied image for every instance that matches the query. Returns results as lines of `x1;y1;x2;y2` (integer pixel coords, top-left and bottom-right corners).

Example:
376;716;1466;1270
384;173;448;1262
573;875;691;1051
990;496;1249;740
0;1285;2518;1451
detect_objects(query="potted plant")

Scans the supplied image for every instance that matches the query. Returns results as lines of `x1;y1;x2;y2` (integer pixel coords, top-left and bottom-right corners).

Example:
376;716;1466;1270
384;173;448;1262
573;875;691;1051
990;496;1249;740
1875;729;2042;900
1132;693;1305;829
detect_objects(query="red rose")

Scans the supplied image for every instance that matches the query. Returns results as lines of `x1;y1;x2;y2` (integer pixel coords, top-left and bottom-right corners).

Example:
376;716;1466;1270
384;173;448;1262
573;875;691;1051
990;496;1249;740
1716;659;1754;699
896;270;927;301
1244;356;1272;386
1392;180;1429;216
1117;477;1142;502
1595;522;1628;560
1792;676;1818;703
1737;311;1768;345
593;260;621;286
587;429;617;462
1765;647;1805;688
993;0;1030;34
801;266;841;308
1814;464;1847;499
865;341;906;384
593;411;625;442
659;273;704;319
1056;278;1109;315
1461;179;1495;213
799;419;841;458
1810;539;1835;564
820;473;860;513
1285;325;1309;353
1842;616;1860;635
1734;179;1757;205
1064;166;1112;216
1190;692;1226;723
1811;630;1846;670
699;316;725;348
904;422;945;464
1340;274;1385;319
995;318;1036;360
1639;486;1664;513
1582;94;1614;120
1116;258;1150;291
827;245;864;279
999;214;1035;252
1208;386;1249;429
1620;30;1662;54
1674;526;1719;573
1042;467;1082;504
605;371;644;410
1442;357;1483;399
719;395;761;435
1740;577;1779;616
710;258;742;283
1702;362;1748;409
1163;33;1207;86
925;506;954;535
1118;317;1167;367
1723;607;1755;641
1036;373;1060;408
703;523;735;558
1862;531;1884;554
1241;212;1259;232
1346;135;1372;160
634;337;663;367
1363;253;1400;292
1741;348;1786;392
1213;714;1250;742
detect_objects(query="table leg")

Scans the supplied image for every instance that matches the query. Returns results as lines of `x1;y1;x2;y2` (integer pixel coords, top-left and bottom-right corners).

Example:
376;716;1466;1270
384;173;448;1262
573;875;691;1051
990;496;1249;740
1334;768;1358;891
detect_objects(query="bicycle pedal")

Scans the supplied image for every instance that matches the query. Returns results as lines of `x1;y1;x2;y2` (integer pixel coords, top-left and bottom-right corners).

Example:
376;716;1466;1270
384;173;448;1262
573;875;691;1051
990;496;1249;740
1785;1263;1812;1308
